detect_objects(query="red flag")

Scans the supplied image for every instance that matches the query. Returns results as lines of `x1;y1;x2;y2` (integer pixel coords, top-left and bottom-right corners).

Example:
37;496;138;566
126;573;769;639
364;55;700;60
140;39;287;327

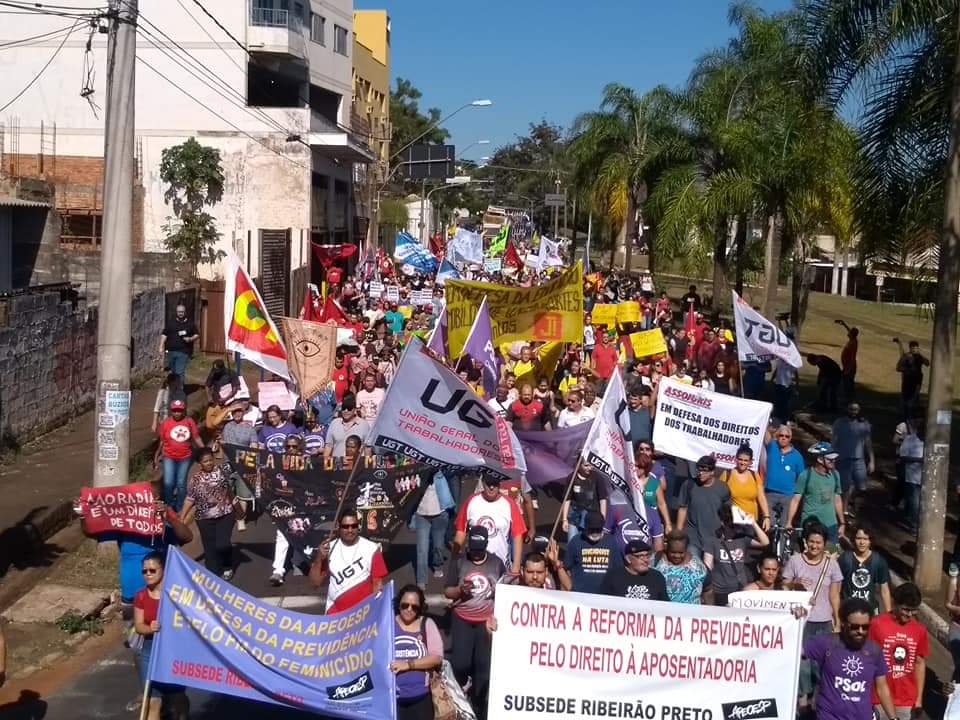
301;284;320;321
429;231;446;259
311;243;357;268
504;240;523;269
318;295;347;324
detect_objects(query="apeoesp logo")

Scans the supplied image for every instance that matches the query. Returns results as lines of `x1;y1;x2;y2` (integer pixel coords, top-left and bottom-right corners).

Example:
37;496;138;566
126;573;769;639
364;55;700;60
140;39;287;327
326;671;373;700
664;384;713;409
721;699;778;720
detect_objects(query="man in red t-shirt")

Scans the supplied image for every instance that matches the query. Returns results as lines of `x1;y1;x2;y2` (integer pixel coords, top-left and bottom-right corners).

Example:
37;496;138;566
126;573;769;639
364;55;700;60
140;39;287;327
592;331;620;385
330;352;354;403
869;582;928;717
696;328;723;374
506;384;550;431
156;399;202;511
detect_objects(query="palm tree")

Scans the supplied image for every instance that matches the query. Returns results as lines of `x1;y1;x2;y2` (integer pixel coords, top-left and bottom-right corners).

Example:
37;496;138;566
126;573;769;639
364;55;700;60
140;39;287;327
569;84;665;273
801;0;960;591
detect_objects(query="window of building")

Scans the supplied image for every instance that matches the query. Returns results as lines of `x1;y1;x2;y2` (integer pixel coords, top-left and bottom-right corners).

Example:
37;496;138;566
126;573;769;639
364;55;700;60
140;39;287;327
311;13;325;44
334;25;348;56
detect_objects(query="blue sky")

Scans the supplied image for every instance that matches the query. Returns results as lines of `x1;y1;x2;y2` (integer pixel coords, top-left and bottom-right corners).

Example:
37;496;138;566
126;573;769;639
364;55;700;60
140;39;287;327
355;0;795;158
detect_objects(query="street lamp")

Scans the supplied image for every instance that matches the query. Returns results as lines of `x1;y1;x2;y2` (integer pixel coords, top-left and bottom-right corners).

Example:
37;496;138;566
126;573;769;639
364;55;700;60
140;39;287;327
424;177;479;240
391;100;493;164
460;139;490;157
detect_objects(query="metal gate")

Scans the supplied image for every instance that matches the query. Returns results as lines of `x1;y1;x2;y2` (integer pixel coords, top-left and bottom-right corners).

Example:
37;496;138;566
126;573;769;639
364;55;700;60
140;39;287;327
259;228;290;321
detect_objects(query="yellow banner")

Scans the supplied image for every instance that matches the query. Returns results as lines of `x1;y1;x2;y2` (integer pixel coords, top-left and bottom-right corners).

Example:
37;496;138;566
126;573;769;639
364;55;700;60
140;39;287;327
446;263;584;357
630;329;668;358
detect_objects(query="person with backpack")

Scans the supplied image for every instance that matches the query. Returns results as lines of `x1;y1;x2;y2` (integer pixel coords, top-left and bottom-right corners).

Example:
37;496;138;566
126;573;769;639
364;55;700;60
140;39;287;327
786;442;845;543
720;444;770;530
703;502;769;606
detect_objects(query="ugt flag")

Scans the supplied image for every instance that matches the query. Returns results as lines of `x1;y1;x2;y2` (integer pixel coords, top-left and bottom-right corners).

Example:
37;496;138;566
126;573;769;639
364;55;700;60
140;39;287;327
580;371;648;536
732;291;802;368
369;336;525;480
148;547;396;719
224;251;290;378
462;296;498;397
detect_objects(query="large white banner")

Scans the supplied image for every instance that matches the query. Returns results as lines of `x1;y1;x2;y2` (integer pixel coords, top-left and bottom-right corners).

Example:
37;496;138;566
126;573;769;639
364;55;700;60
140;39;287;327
449;228;484;265
368;337;526;480
489;584;802;720
732;291;802;368
652;377;772;470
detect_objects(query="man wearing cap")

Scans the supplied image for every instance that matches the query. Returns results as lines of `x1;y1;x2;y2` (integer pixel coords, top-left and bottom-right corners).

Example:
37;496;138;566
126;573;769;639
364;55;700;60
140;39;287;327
454;475;526;576
324;395;370;460
787;446;845;542
444;526;504;719
566;510;618;594
600;538;669;601
676;456;732;558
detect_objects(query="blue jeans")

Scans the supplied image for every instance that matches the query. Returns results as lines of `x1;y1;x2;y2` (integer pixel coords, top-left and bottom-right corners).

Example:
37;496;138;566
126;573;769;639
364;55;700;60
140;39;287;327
414;513;448;586
165;350;189;383
163;457;192;511
566;507;587;542
904;483;920;530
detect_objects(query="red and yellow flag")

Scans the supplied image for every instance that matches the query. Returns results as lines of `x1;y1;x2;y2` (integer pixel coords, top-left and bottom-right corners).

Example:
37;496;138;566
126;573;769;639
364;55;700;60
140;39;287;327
224;252;289;378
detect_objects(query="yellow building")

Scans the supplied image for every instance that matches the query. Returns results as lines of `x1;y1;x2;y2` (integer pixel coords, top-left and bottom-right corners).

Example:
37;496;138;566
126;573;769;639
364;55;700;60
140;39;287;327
353;9;390;183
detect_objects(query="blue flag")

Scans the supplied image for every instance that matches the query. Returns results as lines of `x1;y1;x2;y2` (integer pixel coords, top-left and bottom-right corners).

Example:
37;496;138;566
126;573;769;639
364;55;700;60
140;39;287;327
461;296;498;396
393;230;437;273
148;547;396;719
435;257;460;286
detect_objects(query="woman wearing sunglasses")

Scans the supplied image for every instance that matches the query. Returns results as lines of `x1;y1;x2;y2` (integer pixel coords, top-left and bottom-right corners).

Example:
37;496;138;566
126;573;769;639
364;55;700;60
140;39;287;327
390;584;443;720
133;552;188;720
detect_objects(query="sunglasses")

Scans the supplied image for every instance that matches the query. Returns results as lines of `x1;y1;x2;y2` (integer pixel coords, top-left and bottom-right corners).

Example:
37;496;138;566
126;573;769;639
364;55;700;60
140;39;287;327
776;433;791;438
399;602;421;611
142;568;160;575
846;622;870;631
340;523;359;529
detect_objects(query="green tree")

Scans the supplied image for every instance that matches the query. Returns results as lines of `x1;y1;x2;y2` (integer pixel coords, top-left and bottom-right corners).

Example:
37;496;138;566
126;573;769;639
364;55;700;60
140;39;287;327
801;0;960;591
159;138;225;270
390;78;449;153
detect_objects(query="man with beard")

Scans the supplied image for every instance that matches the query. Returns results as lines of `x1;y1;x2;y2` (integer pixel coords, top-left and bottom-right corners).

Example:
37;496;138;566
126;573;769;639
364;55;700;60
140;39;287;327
599;539;669;601
506;383;551;431
444;527;504;720
804;598;897;720
868;583;928;720
309;507;387;613
453;475;526;576
566;511;617;594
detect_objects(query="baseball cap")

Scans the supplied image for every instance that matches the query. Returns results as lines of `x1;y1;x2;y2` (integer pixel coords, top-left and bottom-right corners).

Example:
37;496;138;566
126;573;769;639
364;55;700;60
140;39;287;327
624;539;651;555
467;526;489;552
481;475;502;487
170;399;186;411
585;510;605;531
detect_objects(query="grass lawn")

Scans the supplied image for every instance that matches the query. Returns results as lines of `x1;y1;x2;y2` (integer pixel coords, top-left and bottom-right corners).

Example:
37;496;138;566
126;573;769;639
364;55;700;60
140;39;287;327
662;280;959;469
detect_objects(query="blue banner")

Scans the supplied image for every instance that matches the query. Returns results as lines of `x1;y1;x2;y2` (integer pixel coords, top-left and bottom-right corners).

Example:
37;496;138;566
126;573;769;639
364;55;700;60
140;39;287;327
148;547;396;719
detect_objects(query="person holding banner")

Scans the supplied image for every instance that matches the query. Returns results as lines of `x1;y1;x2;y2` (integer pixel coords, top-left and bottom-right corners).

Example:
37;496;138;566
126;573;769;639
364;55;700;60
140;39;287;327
391;584;443;720
599;538;669;601
310;507;388;614
133;552;189;720
743;555;787;591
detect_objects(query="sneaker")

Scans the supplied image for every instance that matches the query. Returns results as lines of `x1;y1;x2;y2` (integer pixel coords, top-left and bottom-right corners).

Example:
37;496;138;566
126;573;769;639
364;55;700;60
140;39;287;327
222;569;234;581
433;567;445;578
236;519;246;532
269;572;284;586
531;497;540;510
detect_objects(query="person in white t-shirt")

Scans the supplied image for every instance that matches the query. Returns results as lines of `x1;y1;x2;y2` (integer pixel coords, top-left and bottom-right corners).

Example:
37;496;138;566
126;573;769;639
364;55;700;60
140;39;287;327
899;420;924;531
309;507;388;614
453;476;525;575
355;372;386;421
487;384;511;418
556;390;595;428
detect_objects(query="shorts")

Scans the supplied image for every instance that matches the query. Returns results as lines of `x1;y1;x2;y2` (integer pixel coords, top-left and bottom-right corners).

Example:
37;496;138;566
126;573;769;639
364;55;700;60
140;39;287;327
138;636;186;697
837;458;867;493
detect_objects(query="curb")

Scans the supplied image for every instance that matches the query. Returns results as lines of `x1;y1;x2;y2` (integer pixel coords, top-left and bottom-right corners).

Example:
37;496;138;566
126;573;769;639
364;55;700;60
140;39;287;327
794;414;952;646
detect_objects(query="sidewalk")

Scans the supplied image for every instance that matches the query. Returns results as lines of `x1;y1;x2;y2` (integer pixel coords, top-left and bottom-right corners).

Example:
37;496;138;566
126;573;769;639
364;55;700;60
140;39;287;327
0;366;208;579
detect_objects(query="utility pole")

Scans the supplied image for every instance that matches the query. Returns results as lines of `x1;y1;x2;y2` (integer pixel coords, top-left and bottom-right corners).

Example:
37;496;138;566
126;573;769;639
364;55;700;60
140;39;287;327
419;177;427;245
93;0;137;488
916;9;960;592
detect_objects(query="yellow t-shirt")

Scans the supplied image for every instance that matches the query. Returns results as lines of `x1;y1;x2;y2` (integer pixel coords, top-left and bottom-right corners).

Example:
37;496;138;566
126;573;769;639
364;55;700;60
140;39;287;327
722;469;761;519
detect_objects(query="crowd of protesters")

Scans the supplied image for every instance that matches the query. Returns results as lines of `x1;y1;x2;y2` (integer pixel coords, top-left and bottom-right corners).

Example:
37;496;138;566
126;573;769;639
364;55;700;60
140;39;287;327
100;239;945;720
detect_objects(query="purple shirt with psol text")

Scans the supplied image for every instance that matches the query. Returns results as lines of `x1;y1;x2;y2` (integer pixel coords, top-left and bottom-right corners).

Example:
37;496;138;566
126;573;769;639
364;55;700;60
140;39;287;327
803;634;887;720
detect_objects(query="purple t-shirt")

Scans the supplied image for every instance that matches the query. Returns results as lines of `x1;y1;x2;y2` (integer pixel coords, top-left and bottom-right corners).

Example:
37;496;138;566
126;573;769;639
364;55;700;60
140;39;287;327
804;634;887;720
257;422;297;453
394;617;443;700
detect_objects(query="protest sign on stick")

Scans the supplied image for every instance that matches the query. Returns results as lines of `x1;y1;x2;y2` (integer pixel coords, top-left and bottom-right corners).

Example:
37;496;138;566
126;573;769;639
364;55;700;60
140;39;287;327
629;329;668;358
77;482;163;537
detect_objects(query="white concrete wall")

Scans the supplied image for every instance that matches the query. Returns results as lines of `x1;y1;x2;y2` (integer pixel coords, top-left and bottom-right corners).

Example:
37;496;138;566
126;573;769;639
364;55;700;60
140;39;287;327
0;0;351;276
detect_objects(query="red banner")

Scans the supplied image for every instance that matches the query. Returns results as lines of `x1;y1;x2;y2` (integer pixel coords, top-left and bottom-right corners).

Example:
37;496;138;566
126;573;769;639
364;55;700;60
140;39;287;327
78;482;163;537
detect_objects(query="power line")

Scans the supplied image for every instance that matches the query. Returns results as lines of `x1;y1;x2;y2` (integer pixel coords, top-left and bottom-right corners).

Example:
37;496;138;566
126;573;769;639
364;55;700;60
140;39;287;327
173;0;243;74
0;22;75;49
0;18;78;113
0;1;103;18
137;54;310;172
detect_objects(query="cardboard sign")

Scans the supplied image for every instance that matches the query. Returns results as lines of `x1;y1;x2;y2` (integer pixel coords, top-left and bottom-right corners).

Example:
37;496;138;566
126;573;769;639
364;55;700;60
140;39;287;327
368;280;384;298
629;328;668;358
484;257;503;273
77;482;163;537
257;381;298;411
385;286;400;303
590;303;618;327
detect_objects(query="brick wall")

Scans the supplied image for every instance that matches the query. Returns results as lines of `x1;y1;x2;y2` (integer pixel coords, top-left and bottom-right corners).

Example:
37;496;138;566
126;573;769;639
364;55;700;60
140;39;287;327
0;287;165;448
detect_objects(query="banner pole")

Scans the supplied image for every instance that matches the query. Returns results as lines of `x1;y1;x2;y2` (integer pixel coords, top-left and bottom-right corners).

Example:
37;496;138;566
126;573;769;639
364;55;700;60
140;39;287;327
138;679;152;720
737;361;745;399
329;454;366;535
549;464;582;541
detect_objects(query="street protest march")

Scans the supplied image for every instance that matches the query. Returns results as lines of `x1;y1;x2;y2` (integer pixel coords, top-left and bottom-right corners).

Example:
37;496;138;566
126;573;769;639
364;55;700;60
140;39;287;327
652;377;771;469
488;584;802;720
148;547;396;719
444;262;584;356
221;445;432;553
77;481;163;537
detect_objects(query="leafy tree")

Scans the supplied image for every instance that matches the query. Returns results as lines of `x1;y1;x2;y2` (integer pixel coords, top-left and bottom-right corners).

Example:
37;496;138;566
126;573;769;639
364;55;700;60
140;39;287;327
159;138;225;271
390;78;449;153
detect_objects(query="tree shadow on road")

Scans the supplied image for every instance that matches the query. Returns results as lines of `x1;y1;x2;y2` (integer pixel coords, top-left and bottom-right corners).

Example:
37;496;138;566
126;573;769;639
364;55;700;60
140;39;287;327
0;690;48;719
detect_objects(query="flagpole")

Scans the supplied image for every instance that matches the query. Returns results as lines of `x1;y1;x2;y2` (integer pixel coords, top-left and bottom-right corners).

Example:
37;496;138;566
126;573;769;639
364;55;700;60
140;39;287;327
549;464;583;542
330;454;367;538
138;680;152;720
